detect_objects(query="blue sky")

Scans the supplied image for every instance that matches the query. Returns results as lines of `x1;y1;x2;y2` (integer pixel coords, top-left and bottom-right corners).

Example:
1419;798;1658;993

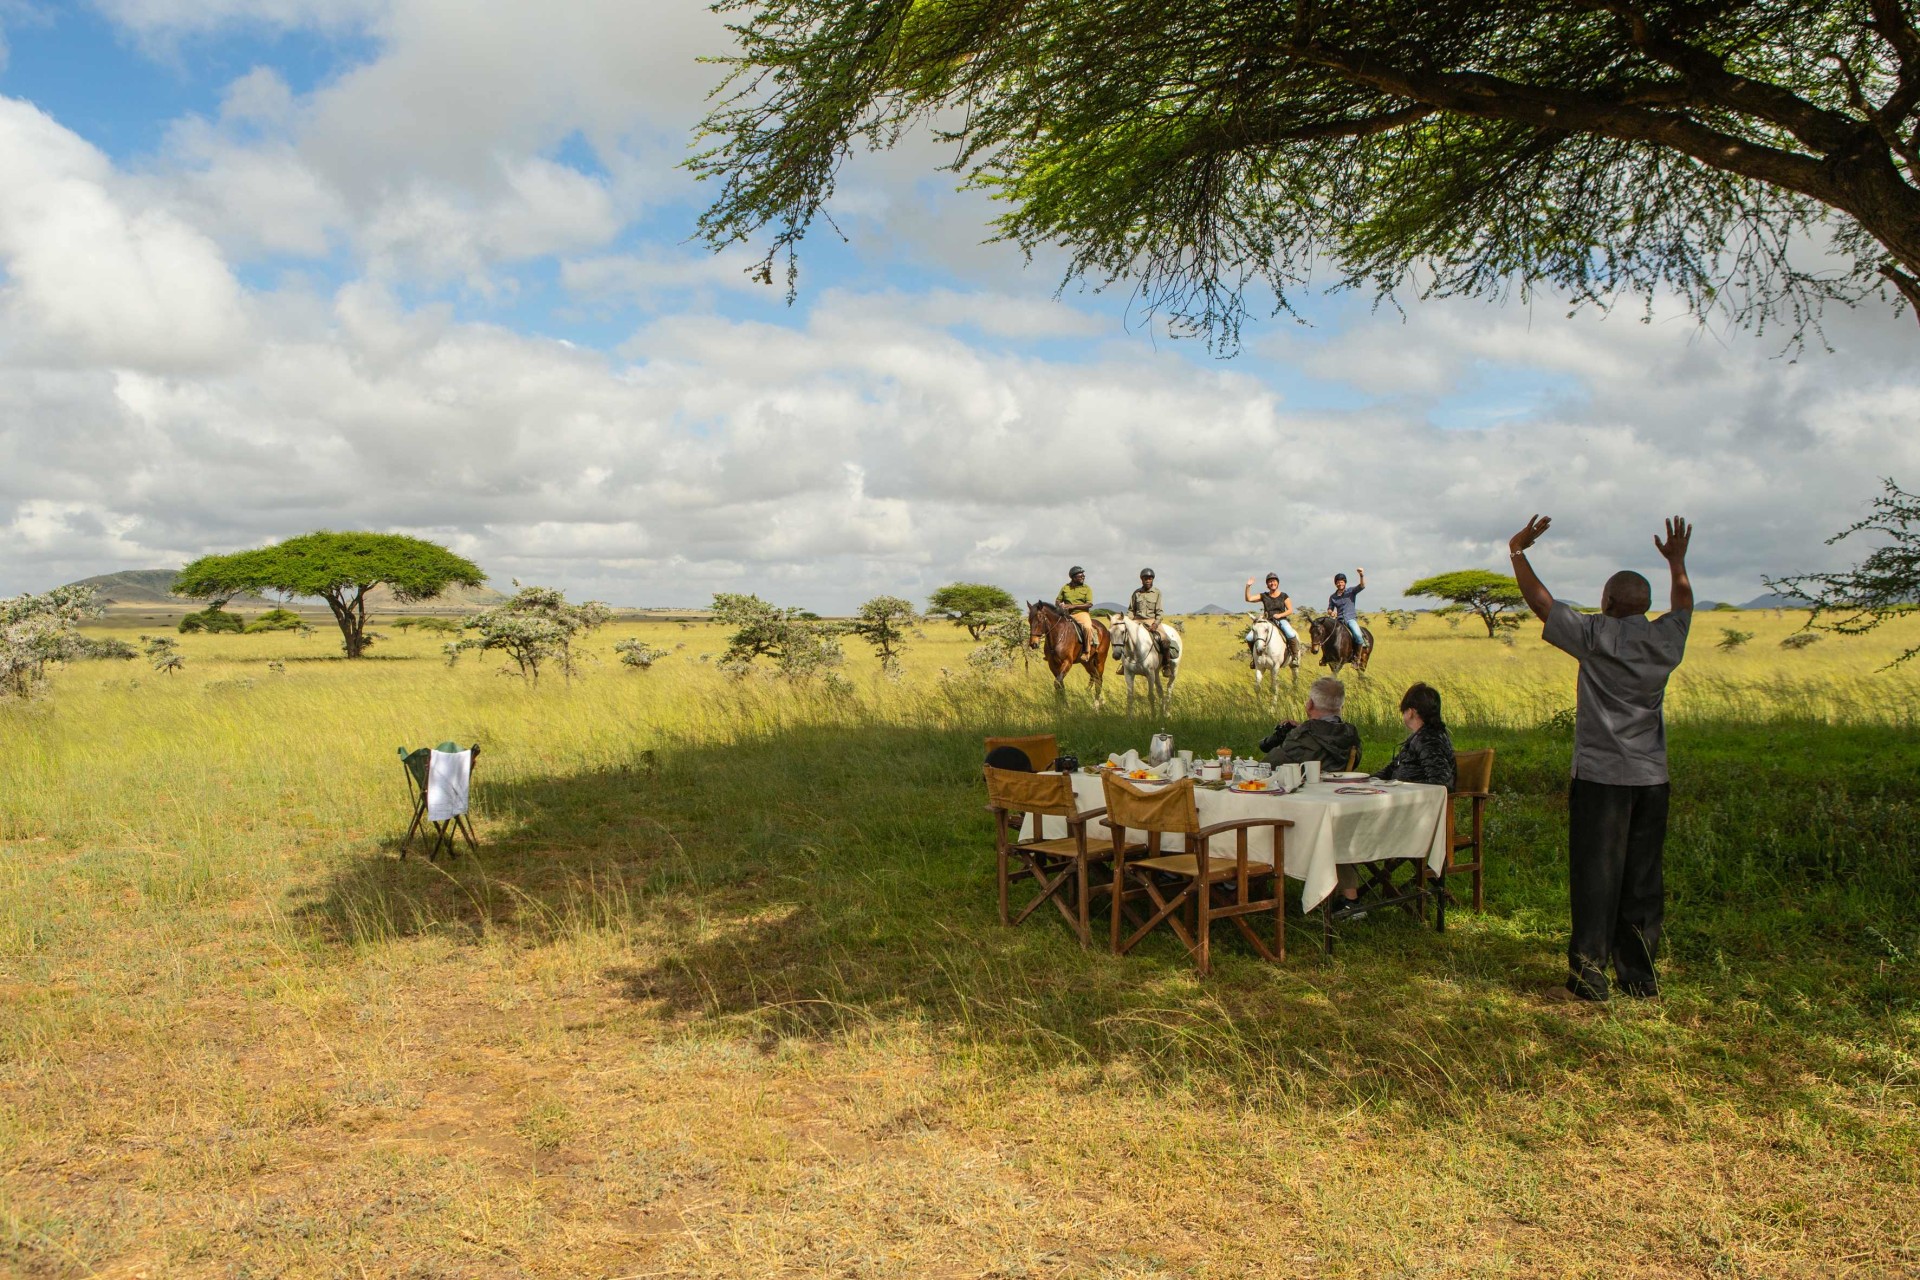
2;1;1916;611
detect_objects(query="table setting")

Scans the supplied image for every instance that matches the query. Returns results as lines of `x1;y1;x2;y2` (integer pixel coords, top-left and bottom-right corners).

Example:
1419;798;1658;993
1025;733;1451;912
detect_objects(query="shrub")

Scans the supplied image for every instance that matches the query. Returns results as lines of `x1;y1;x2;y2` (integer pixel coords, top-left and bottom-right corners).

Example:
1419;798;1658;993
449;585;612;684
1712;601;1740;611
1717;628;1755;651
242;608;306;634
845;595;919;675
179;607;245;635
1780;632;1822;650
614;639;669;670
142;635;185;675
2;586;106;698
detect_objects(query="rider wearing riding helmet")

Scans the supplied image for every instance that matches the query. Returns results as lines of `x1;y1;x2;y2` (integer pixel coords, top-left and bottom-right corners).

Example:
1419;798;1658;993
1243;573;1298;655
1325;568;1368;653
1129;568;1172;662
1055;566;1098;652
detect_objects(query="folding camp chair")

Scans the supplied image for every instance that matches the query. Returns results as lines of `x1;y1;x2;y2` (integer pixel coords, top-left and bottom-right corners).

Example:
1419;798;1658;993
1104;774;1292;976
398;742;481;860
984;765;1138;947
984;733;1060;772
1419;748;1495;919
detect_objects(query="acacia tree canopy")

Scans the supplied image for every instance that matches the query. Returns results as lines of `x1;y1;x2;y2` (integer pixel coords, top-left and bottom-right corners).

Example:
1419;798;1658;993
175;532;485;659
694;0;1920;344
1406;570;1527;636
927;582;1017;638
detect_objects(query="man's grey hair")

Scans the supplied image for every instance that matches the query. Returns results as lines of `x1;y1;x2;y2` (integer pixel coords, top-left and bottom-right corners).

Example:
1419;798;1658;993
1309;676;1346;716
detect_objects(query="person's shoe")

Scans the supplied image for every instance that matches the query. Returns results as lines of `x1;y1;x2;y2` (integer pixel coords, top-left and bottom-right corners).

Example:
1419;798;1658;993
1328;895;1369;922
1544;980;1607;1004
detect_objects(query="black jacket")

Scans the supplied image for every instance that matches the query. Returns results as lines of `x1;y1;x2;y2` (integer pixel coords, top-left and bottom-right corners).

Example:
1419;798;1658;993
1378;722;1457;787
1262;716;1362;771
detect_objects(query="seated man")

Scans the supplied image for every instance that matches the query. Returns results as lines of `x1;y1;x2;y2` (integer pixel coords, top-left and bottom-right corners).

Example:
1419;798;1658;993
1260;676;1362;771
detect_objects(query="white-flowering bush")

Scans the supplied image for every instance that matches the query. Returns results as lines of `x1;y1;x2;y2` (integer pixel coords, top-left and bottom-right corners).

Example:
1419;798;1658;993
1;586;105;699
448;584;612;683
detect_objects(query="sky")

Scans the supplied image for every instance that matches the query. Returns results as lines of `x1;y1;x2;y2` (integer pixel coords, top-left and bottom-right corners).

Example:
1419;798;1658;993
2;2;1917;613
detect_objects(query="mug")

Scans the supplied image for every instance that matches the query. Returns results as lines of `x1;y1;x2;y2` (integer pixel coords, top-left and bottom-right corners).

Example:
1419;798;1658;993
1303;761;1321;784
1178;750;1194;767
1280;763;1304;791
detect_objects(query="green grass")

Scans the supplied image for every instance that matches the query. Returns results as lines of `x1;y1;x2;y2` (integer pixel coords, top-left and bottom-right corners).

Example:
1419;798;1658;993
0;611;1916;1276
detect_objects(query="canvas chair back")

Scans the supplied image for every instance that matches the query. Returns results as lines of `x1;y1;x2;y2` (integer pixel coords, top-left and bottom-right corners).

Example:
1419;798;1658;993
984;734;1059;772
398;741;481;861
1454;748;1494;793
984;765;1076;818
1101;774;1199;849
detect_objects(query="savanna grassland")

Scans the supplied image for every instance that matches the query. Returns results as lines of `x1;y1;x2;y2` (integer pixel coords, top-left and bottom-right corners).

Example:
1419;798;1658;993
2;607;1917;1278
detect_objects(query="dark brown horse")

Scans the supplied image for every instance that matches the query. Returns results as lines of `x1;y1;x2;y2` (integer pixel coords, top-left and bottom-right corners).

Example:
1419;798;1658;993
1028;601;1108;706
1309;614;1374;676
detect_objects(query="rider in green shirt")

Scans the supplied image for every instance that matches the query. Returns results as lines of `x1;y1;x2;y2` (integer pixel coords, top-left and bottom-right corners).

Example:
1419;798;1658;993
1055;567;1098;652
1129;569;1171;662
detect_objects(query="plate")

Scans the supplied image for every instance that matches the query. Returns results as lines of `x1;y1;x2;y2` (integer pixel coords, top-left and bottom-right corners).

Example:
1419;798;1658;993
1229;780;1284;794
1323;771;1369;782
1124;770;1172;785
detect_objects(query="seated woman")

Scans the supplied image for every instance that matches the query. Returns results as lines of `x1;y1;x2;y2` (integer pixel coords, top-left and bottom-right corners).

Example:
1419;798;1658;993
1377;682;1456;788
1329;682;1455;920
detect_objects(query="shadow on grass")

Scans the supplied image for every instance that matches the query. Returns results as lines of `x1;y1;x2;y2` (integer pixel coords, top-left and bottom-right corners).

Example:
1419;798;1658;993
294;715;1920;1127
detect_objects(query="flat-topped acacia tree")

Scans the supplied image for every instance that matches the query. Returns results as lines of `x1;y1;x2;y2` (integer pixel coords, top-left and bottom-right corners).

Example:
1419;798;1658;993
175;532;485;659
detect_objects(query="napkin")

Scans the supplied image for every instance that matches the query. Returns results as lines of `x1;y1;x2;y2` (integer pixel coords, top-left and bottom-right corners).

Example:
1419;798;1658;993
1166;757;1188;780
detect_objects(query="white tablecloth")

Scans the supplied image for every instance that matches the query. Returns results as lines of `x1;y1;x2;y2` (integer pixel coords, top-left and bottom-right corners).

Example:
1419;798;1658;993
1021;774;1450;912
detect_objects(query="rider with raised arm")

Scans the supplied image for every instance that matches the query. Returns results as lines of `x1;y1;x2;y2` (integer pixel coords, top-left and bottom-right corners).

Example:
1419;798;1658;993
1129;568;1171;664
1055;566;1098;654
1324;569;1367;654
1510;513;1695;1004
1244;573;1298;657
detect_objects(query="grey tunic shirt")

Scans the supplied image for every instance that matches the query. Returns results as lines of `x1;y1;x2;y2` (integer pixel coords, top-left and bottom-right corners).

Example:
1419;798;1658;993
1542;600;1691;786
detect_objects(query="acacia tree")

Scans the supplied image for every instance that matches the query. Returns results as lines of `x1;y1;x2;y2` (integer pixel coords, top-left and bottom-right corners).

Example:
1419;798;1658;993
695;1;1920;342
1;586;107;699
1768;477;1920;664
1406;570;1528;636
711;592;845;680
926;582;1017;639
846;595;920;673
175;532;484;659
448;585;612;684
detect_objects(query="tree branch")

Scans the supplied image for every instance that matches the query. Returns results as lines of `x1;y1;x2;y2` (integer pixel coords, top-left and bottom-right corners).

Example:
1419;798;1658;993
1215;102;1436;147
1883;262;1920;317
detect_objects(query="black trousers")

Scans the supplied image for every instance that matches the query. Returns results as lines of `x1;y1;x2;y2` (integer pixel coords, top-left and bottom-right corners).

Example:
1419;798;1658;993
1567;778;1669;999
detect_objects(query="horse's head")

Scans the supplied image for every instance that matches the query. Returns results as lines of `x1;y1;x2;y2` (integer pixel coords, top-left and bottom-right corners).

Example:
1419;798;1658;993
1025;601;1048;648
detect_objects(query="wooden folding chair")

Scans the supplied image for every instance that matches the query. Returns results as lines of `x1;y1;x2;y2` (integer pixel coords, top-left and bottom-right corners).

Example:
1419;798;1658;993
984;734;1059;772
1420;748;1495;918
1344;745;1361;771
398;743;481;861
984;766;1137;947
1103;774;1292;976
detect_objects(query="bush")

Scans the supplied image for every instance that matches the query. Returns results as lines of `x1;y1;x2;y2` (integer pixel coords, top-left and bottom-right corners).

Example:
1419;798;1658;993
614;639;669;670
1712;601;1740;611
2;586;106;698
449;586;612;683
141;635;185;675
1780;632;1821;650
1717;628;1755;651
242;608;306;634
179;607;245;635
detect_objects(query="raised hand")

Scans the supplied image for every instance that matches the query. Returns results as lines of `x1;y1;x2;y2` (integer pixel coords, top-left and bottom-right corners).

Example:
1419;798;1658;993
1654;515;1692;562
1509;514;1552;555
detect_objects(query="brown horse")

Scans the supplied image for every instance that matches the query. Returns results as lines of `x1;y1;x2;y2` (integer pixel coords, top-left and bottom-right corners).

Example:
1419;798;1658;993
1028;601;1108;706
1308;614;1374;676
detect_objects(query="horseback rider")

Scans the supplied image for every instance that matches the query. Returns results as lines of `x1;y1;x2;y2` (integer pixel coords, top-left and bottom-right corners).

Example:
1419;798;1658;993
1324;569;1367;654
1055;566;1099;653
1243;573;1298;656
1129;568;1172;663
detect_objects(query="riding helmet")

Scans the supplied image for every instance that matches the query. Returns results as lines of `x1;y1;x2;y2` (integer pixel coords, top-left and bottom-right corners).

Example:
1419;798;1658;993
1140;568;1155;579
1069;565;1085;576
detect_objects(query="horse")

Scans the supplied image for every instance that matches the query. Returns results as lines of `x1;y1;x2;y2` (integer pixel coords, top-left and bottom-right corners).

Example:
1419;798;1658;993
1027;600;1108;707
1244;615;1299;708
1308;614;1374;676
1108;614;1181;714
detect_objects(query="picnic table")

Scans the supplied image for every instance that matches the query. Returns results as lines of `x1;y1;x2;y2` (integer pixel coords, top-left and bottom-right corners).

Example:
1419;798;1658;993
1023;772;1450;913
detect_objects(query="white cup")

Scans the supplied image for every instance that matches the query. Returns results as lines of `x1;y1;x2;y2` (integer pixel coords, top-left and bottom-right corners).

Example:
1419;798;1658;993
1199;763;1220;782
1281;763;1304;791
1303;761;1321;785
1178;750;1194;766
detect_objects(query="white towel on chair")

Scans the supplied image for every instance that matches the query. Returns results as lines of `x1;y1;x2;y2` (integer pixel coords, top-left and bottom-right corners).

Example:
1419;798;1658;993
427;749;470;822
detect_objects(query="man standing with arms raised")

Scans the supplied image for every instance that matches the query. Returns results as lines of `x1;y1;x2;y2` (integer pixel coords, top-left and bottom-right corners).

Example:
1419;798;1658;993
1509;513;1694;1002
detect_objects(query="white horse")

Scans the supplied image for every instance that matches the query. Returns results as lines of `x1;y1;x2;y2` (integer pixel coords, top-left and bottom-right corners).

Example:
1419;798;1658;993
1243;615;1300;709
1109;614;1181;714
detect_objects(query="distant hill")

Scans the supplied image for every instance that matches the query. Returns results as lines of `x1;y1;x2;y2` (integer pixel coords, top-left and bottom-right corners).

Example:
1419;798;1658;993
1191;604;1236;615
1093;600;1125;612
1740;592;1813;610
61;569;503;613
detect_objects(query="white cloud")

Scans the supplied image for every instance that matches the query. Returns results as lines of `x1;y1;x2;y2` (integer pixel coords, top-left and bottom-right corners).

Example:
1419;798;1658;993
0;98;249;370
